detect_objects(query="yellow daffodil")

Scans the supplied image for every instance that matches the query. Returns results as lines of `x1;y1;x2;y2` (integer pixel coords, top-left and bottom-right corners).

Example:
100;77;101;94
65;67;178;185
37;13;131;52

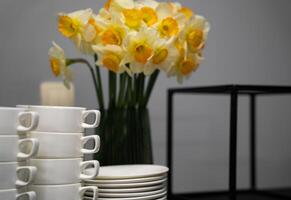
145;37;179;75
101;25;126;46
51;0;210;84
92;45;130;74
123;27;157;74
58;9;97;54
141;7;158;27
122;8;143;29
48;42;73;88
58;9;92;38
168;40;203;83
100;12;128;46
158;17;179;37
77;15;105;54
178;7;194;20
181;15;210;53
155;3;189;38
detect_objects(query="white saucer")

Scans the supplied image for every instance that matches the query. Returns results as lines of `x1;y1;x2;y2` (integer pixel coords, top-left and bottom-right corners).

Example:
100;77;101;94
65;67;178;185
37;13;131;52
86;188;166;198
84;197;166;200
86;175;167;184
85;191;167;200
97;184;166;193
92;165;168;180
84;178;167;188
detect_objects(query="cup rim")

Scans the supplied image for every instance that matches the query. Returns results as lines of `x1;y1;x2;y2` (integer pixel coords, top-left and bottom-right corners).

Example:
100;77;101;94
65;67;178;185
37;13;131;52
0;107;25;111
0;161;18;165
0;188;17;192
0;135;18;138
17;105;86;110
29;131;83;136
30;183;81;188
30;158;82;161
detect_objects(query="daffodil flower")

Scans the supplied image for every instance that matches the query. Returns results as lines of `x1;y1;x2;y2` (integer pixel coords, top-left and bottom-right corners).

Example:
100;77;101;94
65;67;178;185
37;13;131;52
48;42;73;89
51;0;210;87
145;37;179;75
181;15;210;53
123;27;157;74
92;45;130;75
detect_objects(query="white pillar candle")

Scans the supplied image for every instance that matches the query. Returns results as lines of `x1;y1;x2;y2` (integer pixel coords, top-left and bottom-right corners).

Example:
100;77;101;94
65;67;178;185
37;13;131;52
40;82;75;106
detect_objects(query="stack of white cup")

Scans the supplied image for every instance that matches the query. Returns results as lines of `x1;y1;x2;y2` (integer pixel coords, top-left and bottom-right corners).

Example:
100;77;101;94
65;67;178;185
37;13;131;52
0;107;39;200
18;105;101;200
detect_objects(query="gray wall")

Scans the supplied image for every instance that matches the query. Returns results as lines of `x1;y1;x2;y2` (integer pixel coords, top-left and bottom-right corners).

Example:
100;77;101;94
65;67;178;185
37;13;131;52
1;0;291;193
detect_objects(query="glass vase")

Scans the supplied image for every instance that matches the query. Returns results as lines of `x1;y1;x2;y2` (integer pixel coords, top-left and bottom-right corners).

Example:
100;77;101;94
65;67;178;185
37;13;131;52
94;107;153;166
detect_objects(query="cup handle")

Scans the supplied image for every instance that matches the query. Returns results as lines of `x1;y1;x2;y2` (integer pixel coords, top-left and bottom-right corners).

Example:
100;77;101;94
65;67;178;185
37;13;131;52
17;138;39;160
16;191;36;200
81;110;101;129
80;160;99;180
15;166;37;187
17;111;39;132
81;135;100;154
79;186;98;200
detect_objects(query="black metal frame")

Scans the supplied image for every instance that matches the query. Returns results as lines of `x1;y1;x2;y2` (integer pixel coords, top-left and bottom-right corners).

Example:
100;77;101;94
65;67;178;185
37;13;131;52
167;85;291;200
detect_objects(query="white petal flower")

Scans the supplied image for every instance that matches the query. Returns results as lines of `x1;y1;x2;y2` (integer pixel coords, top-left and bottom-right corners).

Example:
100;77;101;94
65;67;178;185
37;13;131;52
92;44;130;75
48;42;73;89
123;27;158;75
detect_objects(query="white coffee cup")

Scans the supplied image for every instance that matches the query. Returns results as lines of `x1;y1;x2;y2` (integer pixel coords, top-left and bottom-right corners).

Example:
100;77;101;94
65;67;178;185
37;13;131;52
0;189;36;200
0;107;39;134
0;136;39;161
0;162;37;189
17;105;100;133
28;132;100;158
29;158;99;184
29;183;97;200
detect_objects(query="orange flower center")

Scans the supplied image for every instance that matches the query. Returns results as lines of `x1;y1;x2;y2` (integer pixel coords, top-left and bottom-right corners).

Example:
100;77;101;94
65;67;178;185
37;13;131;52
50;58;61;76
123;9;142;29
104;0;113;10
187;29;204;51
159;17;179;37
102;54;121;73
179;7;193;19
179;58;198;75
134;44;153;64
102;28;122;46
58;15;80;38
152;49;168;64
141;7;158;27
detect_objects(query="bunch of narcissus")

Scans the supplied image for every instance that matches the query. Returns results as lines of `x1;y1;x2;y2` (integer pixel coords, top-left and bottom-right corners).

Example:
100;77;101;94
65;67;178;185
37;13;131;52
48;0;210;109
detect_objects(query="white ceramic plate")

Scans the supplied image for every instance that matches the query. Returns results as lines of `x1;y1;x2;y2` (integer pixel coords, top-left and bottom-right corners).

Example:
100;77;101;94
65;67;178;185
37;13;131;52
83;197;166;200
97;184;166;193
85;175;167;184
84;191;167;200
84;178;167;188
88;165;168;180
86;188;166;198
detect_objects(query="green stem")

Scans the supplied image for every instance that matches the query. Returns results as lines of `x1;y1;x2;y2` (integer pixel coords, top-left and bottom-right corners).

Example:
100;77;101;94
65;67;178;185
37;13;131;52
117;73;126;107
126;74;133;107
109;71;116;108
133;75;139;106
143;70;160;106
66;58;101;107
138;74;145;107
94;55;105;111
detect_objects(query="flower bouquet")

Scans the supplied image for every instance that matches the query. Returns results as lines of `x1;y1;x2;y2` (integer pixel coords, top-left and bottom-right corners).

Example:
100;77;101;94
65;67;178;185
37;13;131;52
48;0;210;165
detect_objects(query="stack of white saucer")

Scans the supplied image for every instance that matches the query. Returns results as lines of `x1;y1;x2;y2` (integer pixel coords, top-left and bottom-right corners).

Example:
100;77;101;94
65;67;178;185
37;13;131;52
18;105;101;200
0;107;39;200
84;165;169;200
